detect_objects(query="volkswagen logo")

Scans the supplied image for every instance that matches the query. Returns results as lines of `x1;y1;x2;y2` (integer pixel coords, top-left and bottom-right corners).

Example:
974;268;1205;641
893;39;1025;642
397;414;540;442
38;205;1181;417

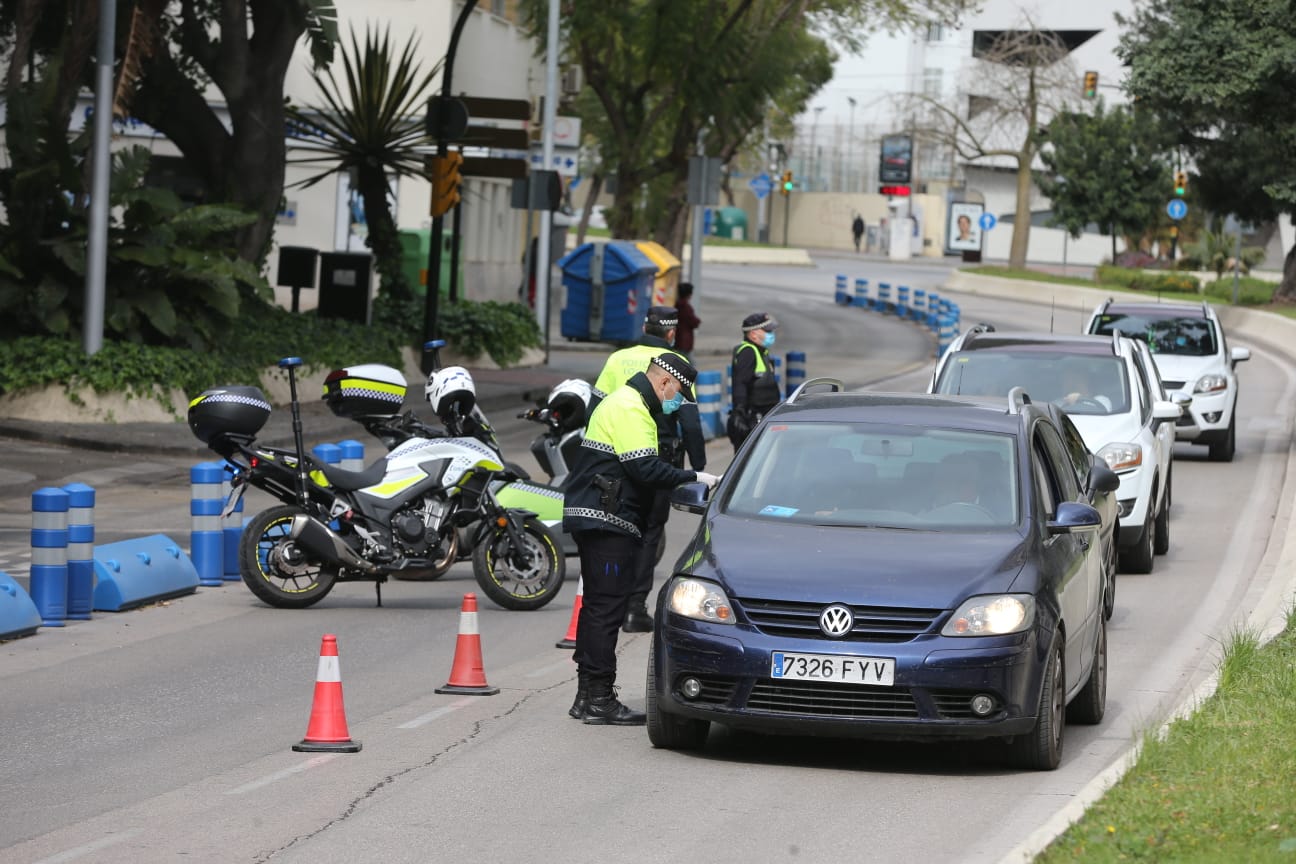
819;604;854;638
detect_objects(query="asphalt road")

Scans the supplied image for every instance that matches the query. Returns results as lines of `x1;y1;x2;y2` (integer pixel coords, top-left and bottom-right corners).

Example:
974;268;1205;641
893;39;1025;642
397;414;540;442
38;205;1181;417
1;254;1291;864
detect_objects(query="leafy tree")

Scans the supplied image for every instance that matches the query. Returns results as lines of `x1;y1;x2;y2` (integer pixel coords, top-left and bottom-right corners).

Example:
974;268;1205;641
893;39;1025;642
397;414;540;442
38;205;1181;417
521;0;965;255
1117;0;1296;298
287;26;439;332
1036;101;1173;261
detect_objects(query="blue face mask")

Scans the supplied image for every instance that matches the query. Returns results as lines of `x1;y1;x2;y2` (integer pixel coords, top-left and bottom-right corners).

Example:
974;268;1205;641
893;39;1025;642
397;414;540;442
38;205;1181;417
762;332;776;349
662;392;685;414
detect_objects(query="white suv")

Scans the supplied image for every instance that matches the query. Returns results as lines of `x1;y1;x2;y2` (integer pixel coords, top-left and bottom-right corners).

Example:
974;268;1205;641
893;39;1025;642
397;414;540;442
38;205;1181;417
1086;300;1249;461
930;328;1181;574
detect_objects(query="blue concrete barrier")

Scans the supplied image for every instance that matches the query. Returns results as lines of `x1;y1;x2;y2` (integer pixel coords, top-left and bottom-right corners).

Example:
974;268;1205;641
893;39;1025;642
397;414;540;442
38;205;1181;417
834;273;850;305
853;278;870;309
785;351;806;396
0;571;42;640
221;463;244;582
190;462;225;588
64;483;95;620
93;534;200;612
695;370;724;439
338;440;365;471
30;487;69;627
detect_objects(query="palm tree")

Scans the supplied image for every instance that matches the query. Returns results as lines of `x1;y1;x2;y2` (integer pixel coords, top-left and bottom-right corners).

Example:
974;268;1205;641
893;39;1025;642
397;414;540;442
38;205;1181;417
287;26;440;325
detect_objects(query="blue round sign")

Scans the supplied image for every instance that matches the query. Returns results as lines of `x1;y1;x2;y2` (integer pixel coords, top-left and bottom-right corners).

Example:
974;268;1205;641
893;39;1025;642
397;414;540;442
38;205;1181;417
1166;199;1188;220
979;212;997;231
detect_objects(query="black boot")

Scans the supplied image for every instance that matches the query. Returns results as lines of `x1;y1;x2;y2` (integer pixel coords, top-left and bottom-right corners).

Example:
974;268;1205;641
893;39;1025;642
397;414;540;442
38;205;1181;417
568;672;590;720
622;593;654;633
582;678;646;726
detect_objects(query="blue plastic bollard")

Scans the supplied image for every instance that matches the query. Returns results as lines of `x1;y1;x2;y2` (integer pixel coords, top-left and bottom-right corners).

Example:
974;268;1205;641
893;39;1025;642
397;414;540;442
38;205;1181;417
30;487;69;627
725;364;733;414
897;285;911;318
695;370;724;439
938;314;958;357
912;288;927;322
877;282;892;313
63;482;95;620
312;442;342;467
834;273;850;305
338;440;365;472
785;351;807;397
190;462;225;587
772;355;783;397
221;463;244;582
854;278;870;309
926;291;941;329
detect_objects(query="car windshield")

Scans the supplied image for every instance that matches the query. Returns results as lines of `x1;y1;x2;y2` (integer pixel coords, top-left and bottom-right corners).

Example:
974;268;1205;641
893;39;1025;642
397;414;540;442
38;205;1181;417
1091;312;1218;357
935;352;1131;416
722;421;1019;529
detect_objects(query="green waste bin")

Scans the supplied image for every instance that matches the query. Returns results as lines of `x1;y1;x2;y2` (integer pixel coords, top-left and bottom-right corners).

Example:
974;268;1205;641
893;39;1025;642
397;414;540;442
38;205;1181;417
398;229;461;298
713;206;749;241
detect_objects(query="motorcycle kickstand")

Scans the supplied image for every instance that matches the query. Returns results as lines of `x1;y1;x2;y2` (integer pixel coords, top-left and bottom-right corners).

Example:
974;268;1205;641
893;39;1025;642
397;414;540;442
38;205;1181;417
375;579;382;608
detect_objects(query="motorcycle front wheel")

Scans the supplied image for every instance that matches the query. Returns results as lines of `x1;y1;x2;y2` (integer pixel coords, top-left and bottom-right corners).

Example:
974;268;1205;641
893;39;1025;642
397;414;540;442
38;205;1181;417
239;505;339;609
471;516;565;610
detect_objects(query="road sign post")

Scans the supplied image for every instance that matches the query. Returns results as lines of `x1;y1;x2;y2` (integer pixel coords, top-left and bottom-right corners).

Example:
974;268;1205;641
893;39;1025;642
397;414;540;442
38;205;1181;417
750;173;772;244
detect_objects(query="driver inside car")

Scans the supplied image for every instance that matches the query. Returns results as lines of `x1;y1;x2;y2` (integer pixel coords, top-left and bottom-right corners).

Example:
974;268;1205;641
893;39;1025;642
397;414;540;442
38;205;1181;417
1056;366;1113;411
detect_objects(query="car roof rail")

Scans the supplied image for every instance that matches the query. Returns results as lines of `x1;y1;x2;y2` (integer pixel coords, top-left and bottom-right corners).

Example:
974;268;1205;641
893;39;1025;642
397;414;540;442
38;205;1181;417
1202;300;1210;317
1007;386;1032;414
1110;327;1122;354
788;378;844;403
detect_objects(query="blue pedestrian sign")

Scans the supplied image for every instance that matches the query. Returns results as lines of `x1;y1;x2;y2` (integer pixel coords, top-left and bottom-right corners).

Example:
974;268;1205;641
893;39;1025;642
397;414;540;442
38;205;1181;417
979;212;997;231
749;173;773;200
1167;199;1188;220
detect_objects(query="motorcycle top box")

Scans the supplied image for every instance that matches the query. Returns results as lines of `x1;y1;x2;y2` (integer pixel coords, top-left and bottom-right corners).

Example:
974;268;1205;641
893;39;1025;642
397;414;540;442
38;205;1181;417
187;385;272;444
323;364;407;418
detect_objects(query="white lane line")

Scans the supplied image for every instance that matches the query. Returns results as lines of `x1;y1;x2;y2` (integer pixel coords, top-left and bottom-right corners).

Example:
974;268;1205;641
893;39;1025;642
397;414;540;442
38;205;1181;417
398;697;477;729
225;754;340;795
31;830;140;863
525;658;576;678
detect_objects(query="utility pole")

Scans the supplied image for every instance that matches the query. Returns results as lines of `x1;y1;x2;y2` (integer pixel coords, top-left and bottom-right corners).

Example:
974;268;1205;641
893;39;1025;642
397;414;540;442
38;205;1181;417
535;0;560;363
688;126;707;290
810;106;824;193
847;97;856;195
83;0;116;357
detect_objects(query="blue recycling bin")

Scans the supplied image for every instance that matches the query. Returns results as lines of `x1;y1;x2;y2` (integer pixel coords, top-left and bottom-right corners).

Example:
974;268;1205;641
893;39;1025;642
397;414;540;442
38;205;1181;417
559;241;656;343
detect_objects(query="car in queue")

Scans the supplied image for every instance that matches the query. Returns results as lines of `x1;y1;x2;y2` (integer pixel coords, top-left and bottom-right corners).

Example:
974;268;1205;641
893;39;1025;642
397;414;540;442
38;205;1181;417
649;382;1117;770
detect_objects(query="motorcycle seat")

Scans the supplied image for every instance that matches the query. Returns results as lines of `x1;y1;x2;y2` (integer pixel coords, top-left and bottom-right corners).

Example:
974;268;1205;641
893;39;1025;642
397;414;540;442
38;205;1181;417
318;458;388;491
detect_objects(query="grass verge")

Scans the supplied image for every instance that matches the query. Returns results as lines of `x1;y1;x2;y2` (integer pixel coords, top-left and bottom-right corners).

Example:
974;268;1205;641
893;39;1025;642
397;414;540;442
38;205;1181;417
1037;608;1296;862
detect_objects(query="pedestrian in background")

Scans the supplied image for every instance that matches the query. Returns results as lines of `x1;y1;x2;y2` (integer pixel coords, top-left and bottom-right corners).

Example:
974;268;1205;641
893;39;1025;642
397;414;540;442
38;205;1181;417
563;353;720;725
727;312;782;450
592;306;706;633
674;282;701;357
852;214;865;253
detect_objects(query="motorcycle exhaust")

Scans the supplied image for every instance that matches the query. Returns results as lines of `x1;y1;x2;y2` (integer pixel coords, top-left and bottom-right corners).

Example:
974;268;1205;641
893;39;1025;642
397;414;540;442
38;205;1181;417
289;514;379;574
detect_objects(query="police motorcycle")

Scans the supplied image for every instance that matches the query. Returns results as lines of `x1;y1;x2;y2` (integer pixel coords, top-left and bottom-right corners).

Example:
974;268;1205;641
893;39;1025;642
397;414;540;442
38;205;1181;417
187;357;565;611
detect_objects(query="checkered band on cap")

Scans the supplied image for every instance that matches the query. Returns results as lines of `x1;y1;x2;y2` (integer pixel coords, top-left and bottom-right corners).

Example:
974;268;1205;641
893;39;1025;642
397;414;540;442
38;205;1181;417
651;353;696;388
647;305;679;328
203;391;272;411
741;312;778;332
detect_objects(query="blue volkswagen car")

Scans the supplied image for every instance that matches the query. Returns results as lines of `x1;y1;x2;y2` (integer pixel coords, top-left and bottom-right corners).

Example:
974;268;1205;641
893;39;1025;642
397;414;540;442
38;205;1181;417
649;383;1117;770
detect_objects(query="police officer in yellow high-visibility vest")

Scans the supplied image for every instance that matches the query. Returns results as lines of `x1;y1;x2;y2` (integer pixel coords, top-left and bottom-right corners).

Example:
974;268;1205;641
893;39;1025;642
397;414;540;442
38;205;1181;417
593;306;706;633
727;311;782;449
563;353;720;725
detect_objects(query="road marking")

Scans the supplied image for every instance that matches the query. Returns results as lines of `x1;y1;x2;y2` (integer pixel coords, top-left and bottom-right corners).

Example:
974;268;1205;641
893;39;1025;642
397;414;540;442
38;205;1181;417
31;830;141;863
225;754;340;795
398;697;476;729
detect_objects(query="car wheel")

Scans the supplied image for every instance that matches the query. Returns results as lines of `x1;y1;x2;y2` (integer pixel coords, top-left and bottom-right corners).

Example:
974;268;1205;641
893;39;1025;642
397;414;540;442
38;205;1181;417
1103;537;1117;621
1007;637;1064;770
1209;415;1236;462
1153;486;1170;556
1067;618;1107;725
645;641;709;750
1120;502;1155;574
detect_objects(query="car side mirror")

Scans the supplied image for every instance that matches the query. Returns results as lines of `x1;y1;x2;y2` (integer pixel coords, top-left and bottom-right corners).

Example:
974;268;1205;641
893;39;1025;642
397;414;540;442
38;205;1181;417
670;482;709;515
1152;400;1181;423
1090;461;1120;494
1047;501;1102;535
1170;391;1193;411
1231;346;1251;366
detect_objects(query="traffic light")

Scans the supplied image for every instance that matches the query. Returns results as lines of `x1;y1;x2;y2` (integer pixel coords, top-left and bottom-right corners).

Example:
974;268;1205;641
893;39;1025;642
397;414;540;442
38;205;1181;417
780;170;794;196
1174;170;1187;196
429;152;463;217
1083;70;1098;99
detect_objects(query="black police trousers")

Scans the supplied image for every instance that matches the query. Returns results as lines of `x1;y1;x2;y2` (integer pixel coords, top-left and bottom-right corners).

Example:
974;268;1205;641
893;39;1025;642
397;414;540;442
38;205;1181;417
572;528;642;679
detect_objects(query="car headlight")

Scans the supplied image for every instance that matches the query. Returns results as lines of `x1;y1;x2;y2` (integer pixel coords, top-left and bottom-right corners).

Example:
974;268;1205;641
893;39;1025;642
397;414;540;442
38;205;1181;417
668;578;735;625
1097;442;1142;473
1194;374;1228;394
942;595;1036;636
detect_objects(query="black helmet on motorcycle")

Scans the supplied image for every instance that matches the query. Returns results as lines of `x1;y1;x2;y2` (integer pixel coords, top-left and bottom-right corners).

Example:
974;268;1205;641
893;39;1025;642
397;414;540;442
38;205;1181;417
426;366;477;419
546;378;592;433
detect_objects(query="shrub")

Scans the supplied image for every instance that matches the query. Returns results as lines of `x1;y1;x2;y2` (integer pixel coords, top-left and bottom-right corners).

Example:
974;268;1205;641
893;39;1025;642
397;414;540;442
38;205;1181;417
438;300;541;367
1095;265;1199;294
1203;277;1277;306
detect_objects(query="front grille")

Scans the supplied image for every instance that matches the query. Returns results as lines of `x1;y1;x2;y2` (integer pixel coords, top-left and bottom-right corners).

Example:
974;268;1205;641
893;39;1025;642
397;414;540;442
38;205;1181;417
677;675;740;707
738;597;943;643
930;690;991;719
1161;379;1186;391
746;680;919;718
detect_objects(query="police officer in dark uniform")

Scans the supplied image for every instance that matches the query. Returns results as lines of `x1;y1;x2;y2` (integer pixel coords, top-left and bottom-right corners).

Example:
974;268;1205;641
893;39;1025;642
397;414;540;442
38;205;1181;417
593;306;706;633
727;311;782;449
563;353;720;725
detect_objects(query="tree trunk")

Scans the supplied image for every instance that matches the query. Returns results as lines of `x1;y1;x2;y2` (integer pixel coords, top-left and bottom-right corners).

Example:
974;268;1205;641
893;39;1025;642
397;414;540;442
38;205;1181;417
1008;153;1032;268
1275;242;1296;303
357;164;410;304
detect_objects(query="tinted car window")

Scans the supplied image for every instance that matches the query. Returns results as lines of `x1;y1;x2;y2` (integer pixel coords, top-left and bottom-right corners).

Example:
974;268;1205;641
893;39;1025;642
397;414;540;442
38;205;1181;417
723;421;1019;528
935;352;1131;416
1055;413;1092;490
1091;313;1218;357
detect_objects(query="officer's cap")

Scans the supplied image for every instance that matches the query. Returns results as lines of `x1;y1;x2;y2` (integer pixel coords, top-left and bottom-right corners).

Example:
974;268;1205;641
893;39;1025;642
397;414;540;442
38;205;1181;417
741;312;778;332
651;352;696;402
646;305;679;329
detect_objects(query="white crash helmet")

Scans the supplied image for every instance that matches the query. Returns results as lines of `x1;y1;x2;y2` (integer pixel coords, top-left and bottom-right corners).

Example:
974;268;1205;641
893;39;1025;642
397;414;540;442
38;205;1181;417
547;378;593;432
425;366;477;418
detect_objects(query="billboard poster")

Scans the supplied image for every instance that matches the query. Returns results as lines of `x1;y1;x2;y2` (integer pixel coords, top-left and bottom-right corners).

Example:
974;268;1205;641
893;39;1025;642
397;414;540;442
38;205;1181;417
947;201;985;251
878;134;913;184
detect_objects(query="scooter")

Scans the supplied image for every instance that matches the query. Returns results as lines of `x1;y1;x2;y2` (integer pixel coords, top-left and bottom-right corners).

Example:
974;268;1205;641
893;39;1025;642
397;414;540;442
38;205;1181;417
188;357;565;610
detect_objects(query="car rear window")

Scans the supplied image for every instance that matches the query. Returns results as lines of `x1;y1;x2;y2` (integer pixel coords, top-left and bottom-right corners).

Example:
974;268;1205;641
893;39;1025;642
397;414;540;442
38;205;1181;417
935;352;1131;416
722;422;1019;529
1090;312;1218;357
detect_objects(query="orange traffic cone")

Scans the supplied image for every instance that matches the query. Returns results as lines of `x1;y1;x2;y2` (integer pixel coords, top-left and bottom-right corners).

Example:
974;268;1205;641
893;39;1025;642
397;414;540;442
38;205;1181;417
436;593;500;695
555;576;584;649
293;634;361;753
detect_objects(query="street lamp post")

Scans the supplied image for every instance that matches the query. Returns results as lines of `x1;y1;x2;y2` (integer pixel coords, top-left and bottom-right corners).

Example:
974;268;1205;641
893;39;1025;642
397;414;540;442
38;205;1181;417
810;105;825;193
847;97;856;194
